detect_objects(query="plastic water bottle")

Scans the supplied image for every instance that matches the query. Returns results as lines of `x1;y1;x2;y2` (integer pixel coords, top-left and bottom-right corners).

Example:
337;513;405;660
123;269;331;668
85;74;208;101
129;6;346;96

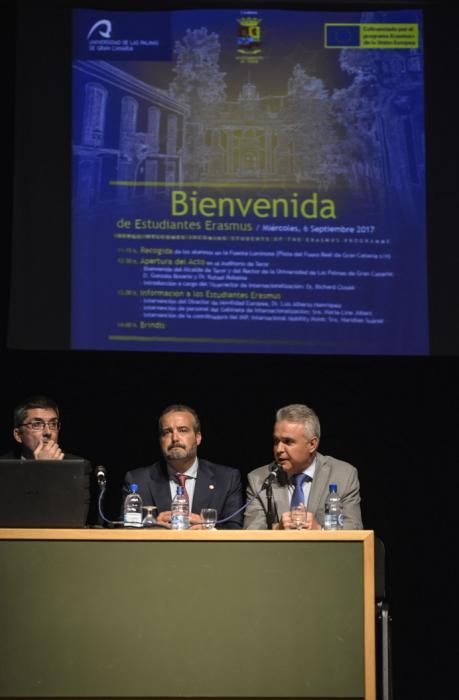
170;486;190;530
323;483;344;530
123;483;143;528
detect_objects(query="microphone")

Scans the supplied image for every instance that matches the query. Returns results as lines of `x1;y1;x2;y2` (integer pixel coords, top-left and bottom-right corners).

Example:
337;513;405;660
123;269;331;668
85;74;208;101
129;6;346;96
214;463;285;527
264;462;283;485
94;464;107;488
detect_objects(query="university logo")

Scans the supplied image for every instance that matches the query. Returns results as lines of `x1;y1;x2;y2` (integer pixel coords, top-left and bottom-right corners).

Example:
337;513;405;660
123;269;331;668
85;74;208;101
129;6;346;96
87;19;112;40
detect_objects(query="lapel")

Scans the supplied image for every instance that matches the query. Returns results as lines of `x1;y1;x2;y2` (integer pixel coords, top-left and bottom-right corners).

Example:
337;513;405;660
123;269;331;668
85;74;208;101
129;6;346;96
192;460;216;514
307;454;330;514
272;478;290;520
149;461;173;513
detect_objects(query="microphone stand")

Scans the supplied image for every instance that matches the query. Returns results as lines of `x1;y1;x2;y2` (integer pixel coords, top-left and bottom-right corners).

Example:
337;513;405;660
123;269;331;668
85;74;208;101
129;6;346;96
212;463;283;527
95;466;121;527
265;479;275;530
264;463;282;530
96;472;113;526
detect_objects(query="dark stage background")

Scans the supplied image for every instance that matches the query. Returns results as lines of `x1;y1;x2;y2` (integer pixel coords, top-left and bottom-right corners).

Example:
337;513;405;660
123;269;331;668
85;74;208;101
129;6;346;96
1;2;457;699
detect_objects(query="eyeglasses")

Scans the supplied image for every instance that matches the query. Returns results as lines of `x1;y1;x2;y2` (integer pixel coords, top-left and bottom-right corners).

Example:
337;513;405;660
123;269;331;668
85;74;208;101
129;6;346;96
19;419;60;431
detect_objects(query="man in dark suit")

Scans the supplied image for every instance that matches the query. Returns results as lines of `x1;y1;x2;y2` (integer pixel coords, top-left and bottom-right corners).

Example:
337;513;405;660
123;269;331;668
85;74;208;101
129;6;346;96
122;404;243;529
243;403;363;530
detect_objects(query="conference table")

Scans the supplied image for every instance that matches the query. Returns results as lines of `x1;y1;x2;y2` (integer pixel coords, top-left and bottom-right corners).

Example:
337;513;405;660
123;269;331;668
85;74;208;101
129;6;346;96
0;529;376;700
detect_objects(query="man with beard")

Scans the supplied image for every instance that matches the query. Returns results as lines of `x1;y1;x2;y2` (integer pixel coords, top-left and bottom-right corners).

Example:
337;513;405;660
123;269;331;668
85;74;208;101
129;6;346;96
122;404;243;529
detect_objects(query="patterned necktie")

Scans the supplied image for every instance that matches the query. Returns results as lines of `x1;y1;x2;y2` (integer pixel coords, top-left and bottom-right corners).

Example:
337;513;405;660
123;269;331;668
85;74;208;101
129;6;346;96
290;473;312;508
175;473;190;501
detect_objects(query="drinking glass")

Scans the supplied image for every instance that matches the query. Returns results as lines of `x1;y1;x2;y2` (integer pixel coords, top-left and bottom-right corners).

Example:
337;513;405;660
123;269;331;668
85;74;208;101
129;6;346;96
142;505;157;527
200;508;218;529
291;504;307;529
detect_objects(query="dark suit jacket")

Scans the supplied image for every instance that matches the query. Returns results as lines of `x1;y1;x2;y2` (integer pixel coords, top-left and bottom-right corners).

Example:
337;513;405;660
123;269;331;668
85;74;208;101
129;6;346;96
123;458;244;529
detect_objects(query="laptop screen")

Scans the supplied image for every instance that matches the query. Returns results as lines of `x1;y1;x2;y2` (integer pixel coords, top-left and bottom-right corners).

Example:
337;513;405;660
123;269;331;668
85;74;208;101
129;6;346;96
0;459;91;527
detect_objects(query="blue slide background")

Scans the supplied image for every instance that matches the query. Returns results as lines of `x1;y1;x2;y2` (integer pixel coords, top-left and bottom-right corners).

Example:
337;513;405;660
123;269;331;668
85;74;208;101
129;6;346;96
72;8;427;355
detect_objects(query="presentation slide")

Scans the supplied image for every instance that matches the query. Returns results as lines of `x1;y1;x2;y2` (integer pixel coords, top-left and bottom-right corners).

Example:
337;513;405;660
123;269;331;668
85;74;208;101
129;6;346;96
72;7;427;355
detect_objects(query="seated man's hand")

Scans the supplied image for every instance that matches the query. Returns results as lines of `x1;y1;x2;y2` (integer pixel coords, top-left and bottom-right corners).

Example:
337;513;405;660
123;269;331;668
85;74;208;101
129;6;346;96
156;510;172;528
189;512;206;530
280;510;322;530
34;438;64;461
156;510;203;529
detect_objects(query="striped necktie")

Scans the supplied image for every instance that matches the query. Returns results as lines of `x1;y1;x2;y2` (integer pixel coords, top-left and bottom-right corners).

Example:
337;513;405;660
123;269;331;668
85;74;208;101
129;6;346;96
175;473;190;501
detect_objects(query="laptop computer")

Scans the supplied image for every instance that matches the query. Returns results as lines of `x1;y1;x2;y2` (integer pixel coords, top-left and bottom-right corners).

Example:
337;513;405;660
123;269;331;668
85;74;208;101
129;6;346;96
0;459;91;527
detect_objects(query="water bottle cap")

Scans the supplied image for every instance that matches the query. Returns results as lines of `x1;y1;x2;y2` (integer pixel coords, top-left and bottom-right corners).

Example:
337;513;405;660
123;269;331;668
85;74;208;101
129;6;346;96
176;486;184;495
329;483;337;493
130;483;138;493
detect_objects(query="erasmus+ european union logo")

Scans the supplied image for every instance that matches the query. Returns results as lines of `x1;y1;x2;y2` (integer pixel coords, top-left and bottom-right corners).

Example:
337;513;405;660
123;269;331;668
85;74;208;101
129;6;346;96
325;23;420;49
325;24;360;48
